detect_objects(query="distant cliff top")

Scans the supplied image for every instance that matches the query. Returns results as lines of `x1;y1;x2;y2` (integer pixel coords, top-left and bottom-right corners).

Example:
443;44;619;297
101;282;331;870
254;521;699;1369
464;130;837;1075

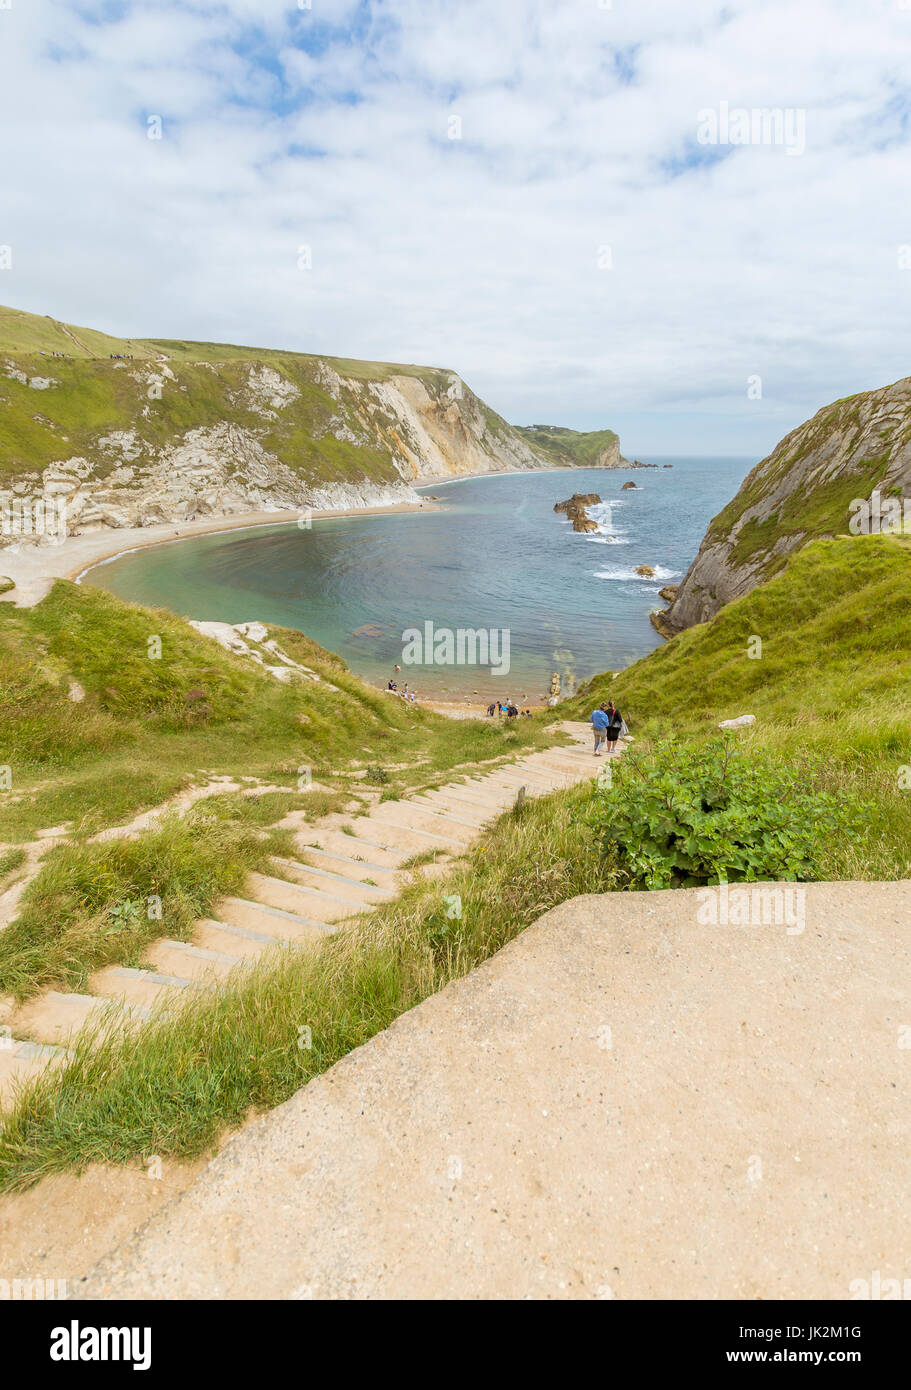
514;423;622;469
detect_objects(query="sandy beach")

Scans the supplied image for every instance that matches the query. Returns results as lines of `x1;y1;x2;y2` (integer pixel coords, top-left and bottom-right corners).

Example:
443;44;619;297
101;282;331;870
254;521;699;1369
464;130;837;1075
0;497;439;608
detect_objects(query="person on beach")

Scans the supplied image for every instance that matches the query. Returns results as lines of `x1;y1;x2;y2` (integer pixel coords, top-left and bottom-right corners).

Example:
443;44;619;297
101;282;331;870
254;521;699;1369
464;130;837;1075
590;703;610;755
605;700;625;753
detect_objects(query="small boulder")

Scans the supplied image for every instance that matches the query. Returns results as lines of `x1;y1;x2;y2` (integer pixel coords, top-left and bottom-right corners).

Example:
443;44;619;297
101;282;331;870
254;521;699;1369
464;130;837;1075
634;565;655;578
621;481;639;490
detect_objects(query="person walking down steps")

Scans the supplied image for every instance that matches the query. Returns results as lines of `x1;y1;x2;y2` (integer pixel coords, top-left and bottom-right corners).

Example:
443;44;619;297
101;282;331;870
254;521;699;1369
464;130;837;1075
590;703;611;755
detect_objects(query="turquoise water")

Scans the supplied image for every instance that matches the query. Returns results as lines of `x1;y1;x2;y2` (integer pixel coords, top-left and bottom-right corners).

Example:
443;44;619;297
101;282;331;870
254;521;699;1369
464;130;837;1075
88;458;752;700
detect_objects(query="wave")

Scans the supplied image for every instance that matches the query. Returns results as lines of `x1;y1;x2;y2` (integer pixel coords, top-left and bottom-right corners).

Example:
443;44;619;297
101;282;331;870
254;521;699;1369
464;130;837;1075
593;565;680;582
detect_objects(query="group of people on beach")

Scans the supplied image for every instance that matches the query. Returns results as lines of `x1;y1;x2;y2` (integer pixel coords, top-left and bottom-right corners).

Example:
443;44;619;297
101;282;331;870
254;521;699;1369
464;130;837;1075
486;700;532;719
590;700;626;754
387;678;418;705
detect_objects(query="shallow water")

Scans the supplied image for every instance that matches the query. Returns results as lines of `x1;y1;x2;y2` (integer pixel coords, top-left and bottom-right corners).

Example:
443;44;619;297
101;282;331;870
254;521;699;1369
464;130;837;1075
89;457;752;700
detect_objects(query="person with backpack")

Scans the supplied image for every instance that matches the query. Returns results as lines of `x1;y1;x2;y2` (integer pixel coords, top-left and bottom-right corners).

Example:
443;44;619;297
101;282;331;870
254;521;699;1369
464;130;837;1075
590;703;611;755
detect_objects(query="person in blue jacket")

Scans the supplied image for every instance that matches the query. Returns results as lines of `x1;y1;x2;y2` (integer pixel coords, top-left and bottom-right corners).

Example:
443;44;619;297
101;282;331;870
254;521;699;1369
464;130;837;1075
590;703;611;755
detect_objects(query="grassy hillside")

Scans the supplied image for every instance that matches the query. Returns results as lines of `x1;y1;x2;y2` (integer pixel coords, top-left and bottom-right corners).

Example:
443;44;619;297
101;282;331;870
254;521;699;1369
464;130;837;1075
567;536;911;734
0;302;444;377
0;304;160;360
565;535;911;881
514;424;621;468
0;581;556;843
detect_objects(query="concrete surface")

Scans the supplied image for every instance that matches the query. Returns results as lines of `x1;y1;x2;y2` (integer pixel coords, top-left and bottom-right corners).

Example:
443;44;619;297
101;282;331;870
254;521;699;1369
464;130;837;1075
78;880;911;1300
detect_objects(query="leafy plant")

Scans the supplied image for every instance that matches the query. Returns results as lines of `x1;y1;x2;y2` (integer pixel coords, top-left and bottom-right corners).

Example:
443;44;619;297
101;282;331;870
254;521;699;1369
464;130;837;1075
105;899;144;935
588;738;859;890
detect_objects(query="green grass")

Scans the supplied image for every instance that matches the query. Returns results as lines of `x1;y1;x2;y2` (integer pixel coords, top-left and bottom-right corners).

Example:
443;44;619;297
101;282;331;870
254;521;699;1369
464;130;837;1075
0;782;612;1190
0;581;558;840
0;812;274;1001
567;536;911;731
565;534;911;881
0;845;26;881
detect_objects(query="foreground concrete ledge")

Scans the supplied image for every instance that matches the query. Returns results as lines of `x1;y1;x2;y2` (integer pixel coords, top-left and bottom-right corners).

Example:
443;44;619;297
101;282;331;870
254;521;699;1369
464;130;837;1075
78;881;911;1300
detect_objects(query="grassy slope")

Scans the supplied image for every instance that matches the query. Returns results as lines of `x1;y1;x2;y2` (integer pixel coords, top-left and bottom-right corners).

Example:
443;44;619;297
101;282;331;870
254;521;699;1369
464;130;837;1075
565;535;911;881
514;423;621;467
0;580;557;842
566;536;911;732
0;305;159;360
0;302;444;377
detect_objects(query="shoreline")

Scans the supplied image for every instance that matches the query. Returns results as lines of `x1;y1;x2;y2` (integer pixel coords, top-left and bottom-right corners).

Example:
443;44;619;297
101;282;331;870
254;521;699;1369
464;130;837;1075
1;459;663;608
0;498;439;608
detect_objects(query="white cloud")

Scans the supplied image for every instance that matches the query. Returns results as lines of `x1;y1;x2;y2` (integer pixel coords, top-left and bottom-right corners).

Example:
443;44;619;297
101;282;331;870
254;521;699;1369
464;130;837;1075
1;0;910;452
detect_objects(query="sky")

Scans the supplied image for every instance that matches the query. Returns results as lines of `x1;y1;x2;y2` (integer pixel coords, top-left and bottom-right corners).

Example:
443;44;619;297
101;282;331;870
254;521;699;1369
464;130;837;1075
1;0;910;456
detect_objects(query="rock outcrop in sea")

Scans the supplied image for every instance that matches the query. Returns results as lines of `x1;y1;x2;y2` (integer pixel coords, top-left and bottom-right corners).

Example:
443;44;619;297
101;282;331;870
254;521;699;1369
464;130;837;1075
554;493;602;532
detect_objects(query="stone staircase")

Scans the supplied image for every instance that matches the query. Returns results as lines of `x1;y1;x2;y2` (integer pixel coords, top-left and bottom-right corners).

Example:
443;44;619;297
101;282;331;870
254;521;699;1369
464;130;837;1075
0;722;602;1106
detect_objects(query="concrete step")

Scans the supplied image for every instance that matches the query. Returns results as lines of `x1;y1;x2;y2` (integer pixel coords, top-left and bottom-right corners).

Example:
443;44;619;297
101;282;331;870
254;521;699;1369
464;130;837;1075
91;965;198;1009
303;827;410;868
366;804;477;843
194;919;280;960
345;816;465;855
409;796;489;828
0;1039;72;1108
290;843;402;883
246;872;363;926
145;939;251;983
430;786;514;812
519;757;585;779
495;768;565;792
272;858;394;902
219;896;338;942
535;751;598;771
476;772;552;793
8;989;150;1048
194;917;308;961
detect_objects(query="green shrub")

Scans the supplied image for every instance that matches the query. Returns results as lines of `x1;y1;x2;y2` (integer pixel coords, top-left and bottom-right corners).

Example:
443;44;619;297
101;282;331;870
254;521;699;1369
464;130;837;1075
588;739;859;890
